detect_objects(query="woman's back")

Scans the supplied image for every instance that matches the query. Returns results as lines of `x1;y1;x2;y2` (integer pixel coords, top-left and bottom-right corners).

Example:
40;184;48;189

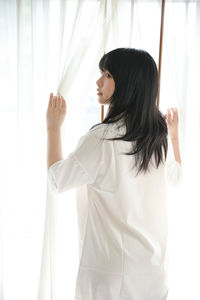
72;120;170;300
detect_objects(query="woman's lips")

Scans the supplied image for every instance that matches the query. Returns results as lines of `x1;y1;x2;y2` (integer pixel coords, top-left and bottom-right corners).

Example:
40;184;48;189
97;92;103;95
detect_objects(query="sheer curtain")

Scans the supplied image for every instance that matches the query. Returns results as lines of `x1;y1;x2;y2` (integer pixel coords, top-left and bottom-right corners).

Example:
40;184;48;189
160;2;200;299
0;0;200;299
0;1;106;299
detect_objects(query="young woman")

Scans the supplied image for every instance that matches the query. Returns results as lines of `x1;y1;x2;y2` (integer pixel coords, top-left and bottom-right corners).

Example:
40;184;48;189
46;48;181;300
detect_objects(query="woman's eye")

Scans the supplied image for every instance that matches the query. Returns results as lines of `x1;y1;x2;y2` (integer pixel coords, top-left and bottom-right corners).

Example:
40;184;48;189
99;71;111;78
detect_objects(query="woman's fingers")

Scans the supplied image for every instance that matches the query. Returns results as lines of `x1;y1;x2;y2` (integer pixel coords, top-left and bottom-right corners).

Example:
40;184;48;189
48;93;53;108
171;107;178;122
167;108;172;122
168;107;178;123
52;95;60;108
56;93;65;108
49;92;53;100
48;92;66;110
52;95;56;107
165;107;179;139
59;94;66;110
166;107;178;121
57;93;61;107
57;95;62;107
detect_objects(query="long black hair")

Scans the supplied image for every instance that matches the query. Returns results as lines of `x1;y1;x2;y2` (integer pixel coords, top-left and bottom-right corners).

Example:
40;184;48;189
90;47;168;175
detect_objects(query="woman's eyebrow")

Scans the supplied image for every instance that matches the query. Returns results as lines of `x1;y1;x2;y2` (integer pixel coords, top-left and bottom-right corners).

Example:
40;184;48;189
100;69;111;75
104;70;111;74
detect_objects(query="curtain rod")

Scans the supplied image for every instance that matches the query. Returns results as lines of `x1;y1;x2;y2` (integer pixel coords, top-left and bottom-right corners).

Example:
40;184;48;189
157;0;166;108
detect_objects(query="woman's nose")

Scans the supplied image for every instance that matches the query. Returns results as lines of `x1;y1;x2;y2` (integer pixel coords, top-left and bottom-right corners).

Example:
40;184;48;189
96;77;102;87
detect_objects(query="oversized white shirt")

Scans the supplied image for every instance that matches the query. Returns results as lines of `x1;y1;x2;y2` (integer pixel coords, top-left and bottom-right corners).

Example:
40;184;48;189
47;119;182;300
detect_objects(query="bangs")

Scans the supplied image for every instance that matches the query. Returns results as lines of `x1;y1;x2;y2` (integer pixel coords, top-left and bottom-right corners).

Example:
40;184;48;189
99;53;111;73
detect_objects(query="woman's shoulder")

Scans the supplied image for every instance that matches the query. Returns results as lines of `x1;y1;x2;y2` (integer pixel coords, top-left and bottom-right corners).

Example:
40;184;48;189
88;118;126;139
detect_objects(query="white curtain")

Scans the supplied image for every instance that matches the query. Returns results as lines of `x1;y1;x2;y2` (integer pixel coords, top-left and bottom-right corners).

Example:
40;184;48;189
0;0;200;299
160;2;200;299
0;1;107;299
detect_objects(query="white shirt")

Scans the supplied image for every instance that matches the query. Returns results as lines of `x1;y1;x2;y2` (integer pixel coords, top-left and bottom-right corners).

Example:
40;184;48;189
47;119;182;300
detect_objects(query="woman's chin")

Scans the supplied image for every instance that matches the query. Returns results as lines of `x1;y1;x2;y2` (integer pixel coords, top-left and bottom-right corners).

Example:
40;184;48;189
98;99;104;104
98;102;108;106
97;98;109;105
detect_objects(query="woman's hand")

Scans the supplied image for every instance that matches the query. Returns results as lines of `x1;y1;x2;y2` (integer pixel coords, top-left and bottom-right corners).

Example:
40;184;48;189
164;107;181;164
164;107;179;139
46;92;67;131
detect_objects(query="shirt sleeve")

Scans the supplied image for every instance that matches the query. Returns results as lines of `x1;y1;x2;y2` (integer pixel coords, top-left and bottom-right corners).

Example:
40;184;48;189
165;137;182;187
47;130;104;194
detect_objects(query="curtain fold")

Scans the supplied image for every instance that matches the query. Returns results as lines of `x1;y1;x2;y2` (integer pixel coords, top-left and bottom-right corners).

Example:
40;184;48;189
56;0;107;97
0;0;200;299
